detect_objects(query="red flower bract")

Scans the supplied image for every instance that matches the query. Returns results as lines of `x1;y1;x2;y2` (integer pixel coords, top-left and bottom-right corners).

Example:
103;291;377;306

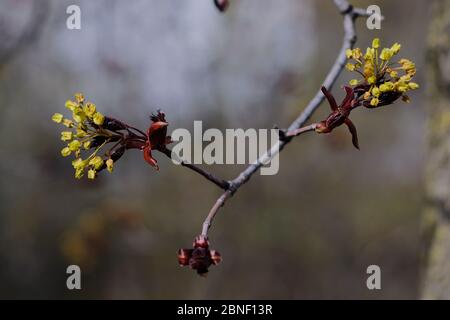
178;235;222;276
142;110;171;170
315;86;359;149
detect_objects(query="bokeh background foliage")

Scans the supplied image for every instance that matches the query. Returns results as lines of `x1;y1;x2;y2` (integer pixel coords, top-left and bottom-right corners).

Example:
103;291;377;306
0;0;429;299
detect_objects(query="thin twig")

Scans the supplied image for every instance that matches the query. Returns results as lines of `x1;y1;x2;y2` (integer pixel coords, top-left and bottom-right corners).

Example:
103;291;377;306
201;190;232;236
200;0;366;237
160;148;230;190
285;124;317;138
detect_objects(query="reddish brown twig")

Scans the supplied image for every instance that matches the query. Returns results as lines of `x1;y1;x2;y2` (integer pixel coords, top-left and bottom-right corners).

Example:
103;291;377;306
160;148;230;190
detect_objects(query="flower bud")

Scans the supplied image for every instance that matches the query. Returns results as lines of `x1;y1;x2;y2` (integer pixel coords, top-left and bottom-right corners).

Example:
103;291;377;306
193;235;209;249
214;0;229;12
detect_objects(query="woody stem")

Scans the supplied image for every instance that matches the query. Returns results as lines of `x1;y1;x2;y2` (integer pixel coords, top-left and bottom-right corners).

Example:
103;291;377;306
285;124;317;137
199;0;371;239
201;190;232;236
160;148;230;190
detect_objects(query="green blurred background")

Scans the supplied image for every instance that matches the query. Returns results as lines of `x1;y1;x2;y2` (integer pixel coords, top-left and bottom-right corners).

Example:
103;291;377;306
0;0;428;299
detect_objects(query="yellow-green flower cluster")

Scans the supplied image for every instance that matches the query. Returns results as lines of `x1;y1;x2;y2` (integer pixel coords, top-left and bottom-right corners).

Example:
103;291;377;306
345;38;419;107
52;93;115;179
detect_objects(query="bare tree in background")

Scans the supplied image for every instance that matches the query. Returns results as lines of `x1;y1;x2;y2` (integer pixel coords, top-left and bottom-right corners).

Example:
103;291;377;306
0;0;49;66
422;0;450;299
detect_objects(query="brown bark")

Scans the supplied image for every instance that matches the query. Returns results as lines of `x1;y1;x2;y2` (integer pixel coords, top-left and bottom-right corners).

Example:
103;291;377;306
421;0;450;299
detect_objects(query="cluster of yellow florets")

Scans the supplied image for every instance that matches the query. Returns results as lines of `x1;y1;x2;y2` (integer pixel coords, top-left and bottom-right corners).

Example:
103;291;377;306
345;38;419;107
51;93;114;179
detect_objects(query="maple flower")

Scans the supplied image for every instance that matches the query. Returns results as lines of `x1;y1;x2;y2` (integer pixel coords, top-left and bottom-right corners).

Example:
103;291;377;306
52;93;171;179
178;235;222;276
312;38;420;148
52;113;63;123
345;38;419;107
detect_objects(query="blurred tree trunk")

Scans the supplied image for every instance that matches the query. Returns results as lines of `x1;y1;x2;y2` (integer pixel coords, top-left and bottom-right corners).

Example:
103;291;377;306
421;0;450;300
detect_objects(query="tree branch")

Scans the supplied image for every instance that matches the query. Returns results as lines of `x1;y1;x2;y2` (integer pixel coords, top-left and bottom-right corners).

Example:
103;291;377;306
200;0;366;237
161;148;230;190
